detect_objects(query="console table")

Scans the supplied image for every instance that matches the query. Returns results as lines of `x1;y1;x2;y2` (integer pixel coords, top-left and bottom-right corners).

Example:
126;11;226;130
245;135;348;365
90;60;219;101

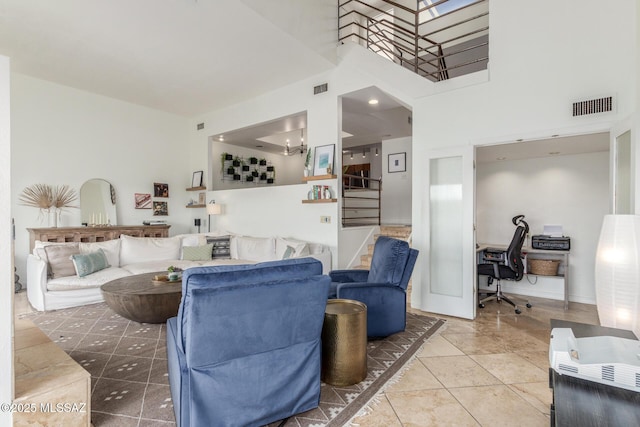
27;225;170;252
549;319;640;426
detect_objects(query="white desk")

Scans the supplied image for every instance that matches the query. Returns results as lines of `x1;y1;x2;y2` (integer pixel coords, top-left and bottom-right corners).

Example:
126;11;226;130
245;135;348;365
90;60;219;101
477;244;570;310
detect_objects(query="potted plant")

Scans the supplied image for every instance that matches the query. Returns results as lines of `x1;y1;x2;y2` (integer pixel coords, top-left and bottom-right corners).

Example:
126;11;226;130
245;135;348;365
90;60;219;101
259;158;267;166
246;175;254;182
232;156;241;167
224;153;233;161
304;149;312;177
226;166;235;175
249;157;258;165
242;164;250;172
266;165;275;172
260;172;267;181
233;174;241;181
167;266;179;281
252;168;259;177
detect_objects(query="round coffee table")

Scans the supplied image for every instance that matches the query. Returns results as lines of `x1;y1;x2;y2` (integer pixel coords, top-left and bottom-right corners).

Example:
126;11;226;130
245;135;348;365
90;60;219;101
101;272;182;323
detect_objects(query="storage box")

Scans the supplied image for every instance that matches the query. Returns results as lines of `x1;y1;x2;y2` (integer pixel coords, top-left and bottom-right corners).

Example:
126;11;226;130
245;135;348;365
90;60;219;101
528;259;560;276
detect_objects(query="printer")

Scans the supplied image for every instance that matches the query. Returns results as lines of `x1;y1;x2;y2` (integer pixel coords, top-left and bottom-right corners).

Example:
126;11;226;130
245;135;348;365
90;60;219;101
532;235;570;250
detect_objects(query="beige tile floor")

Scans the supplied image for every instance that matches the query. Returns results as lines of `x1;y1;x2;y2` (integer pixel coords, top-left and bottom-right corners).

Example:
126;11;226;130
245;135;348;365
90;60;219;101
353;296;599;427
14;292;599;427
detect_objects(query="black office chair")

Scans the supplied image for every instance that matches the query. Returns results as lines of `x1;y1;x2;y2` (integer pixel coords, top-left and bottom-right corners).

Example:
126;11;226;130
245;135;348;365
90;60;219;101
478;215;532;314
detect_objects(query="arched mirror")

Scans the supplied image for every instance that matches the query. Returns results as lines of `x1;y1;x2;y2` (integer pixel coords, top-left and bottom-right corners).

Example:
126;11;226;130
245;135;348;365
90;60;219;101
80;179;118;225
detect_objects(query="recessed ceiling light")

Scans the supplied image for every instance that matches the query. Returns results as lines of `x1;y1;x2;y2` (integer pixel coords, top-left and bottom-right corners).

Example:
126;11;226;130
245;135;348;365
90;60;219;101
255;145;263;148
551;134;560;138
516;139;523;142
549;151;561;155
368;99;379;105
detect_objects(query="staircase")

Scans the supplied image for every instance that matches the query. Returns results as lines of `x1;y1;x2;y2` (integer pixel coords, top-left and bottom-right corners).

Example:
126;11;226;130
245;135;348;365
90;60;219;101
357;225;414;307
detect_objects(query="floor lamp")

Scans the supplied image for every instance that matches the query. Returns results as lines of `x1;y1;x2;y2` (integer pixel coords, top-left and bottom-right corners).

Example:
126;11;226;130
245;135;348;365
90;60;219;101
207;201;222;232
595;214;640;336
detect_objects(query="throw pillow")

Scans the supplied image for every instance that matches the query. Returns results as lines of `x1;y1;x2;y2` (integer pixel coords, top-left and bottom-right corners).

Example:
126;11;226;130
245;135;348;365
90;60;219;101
275;237;310;259
282;245;296;259
79;239;121;267
71;249;110;277
43;243;80;278
182;244;213;261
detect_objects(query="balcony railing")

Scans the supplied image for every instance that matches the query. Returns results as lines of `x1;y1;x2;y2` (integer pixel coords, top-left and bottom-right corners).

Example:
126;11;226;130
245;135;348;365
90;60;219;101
338;0;489;82
342;174;382;227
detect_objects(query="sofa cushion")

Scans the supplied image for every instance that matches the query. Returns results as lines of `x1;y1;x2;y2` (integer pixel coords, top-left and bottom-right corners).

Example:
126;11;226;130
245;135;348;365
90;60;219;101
71;249;110;277
79;239;121;268
276;237;310;260
46;267;131;291
120;235;181;265
121;260;201;275
230;236;276;262
182;244;213;261
43;244;80;278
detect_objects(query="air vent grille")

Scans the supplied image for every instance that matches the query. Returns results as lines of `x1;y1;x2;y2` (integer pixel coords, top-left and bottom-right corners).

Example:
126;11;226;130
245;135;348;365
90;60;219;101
602;365;615;382
558;364;578;374
314;83;328;95
573;96;613;116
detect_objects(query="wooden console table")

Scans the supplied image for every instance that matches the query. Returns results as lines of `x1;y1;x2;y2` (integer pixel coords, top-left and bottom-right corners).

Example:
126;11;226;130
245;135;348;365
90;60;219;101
27;225;170;252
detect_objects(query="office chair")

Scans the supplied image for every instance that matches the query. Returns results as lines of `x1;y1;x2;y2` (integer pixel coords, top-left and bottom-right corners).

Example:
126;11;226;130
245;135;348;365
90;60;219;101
478;215;532;314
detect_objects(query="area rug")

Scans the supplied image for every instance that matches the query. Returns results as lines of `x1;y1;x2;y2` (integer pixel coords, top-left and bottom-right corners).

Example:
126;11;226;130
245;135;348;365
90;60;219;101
22;303;445;427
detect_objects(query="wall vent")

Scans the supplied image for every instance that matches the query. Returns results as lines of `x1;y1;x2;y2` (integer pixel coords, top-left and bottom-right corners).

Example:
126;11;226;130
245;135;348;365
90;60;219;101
196;123;204;130
601;365;615;382
572;96;613;117
314;83;328;95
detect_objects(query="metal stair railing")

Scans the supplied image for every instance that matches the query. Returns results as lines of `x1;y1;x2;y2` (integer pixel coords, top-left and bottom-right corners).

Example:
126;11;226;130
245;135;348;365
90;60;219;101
338;0;489;82
342;174;381;227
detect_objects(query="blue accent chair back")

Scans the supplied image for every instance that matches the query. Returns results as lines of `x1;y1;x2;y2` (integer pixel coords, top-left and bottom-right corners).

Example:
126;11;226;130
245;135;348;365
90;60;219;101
166;258;330;427
329;236;419;338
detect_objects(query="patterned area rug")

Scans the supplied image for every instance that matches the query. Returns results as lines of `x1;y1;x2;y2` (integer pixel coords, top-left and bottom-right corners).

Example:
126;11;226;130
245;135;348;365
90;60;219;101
23;303;445;427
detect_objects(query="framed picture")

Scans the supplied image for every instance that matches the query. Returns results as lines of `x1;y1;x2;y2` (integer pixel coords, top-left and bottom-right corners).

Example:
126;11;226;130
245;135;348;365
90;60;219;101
154;183;169;198
388;152;406;173
313;144;335;176
192;171;203;188
153;201;168;216
134;193;152;209
198;192;206;205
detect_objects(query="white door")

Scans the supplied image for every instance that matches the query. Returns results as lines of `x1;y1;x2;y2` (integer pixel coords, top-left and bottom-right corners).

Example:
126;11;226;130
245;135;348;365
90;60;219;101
610;118;634;214
418;145;476;319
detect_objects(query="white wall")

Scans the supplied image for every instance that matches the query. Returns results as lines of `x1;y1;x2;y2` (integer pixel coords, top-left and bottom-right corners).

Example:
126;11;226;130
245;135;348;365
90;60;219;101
11;74;190;281
382;137;412;225
0;55;13;426
477;151;610;304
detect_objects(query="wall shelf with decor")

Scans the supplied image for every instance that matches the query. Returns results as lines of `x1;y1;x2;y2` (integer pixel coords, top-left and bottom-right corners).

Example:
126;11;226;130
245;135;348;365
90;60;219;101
186;186;206;191
302;174;337;182
302;199;337;204
186;204;206;208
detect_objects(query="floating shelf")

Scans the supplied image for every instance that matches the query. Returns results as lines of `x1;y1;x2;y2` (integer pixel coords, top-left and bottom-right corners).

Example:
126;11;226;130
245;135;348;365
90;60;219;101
186;204;206;208
302;199;337;204
302;175;337;182
186;186;206;191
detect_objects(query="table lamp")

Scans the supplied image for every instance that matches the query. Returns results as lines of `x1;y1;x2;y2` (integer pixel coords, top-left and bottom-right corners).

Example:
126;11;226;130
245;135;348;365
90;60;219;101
595;214;640;336
206;201;222;232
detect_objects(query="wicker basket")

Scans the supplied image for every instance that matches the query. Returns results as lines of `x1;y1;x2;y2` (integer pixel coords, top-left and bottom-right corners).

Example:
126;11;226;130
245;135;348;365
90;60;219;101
528;259;560;276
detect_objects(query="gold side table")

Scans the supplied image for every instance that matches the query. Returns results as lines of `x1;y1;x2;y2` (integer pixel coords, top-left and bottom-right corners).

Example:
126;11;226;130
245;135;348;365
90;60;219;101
321;299;367;386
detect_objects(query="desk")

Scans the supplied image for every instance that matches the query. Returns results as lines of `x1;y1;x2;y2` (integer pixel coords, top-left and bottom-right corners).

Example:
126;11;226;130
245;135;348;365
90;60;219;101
477;244;570;310
549;320;640;427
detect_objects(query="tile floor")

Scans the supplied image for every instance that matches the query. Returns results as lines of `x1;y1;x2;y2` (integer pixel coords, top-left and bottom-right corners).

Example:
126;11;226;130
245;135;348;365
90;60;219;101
14;292;599;426
353;296;599;426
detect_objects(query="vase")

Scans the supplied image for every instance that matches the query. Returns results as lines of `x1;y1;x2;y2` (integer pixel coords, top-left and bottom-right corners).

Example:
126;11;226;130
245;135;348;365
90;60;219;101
47;209;59;227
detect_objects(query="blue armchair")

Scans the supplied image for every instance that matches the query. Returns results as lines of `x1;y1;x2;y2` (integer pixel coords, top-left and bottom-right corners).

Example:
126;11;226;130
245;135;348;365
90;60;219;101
166;258;330;427
329;236;418;338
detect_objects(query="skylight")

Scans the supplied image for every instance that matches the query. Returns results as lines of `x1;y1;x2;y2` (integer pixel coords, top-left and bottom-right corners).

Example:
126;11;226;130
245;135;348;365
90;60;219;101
422;0;477;19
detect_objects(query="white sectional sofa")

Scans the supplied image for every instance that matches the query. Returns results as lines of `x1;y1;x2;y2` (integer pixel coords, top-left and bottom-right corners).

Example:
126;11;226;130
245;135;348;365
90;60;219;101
27;233;332;311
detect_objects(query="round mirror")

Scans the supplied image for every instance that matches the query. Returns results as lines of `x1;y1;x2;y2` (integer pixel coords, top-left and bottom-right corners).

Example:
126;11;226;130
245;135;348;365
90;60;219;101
80;179;118;225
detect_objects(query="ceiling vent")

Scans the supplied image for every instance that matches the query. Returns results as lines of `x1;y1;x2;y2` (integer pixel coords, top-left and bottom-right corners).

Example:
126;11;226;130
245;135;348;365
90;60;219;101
572;96;613;117
314;83;328;95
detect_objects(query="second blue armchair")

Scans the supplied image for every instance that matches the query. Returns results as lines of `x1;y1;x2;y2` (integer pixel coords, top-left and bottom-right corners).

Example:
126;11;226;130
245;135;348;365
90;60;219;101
329;236;418;338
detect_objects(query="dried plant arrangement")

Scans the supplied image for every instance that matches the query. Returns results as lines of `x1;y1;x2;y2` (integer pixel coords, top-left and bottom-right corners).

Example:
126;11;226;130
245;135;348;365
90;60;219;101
19;184;78;211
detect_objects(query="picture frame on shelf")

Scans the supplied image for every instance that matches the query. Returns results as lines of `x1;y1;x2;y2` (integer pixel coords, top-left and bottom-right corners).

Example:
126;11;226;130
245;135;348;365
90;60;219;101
198;192;205;205
192;170;203;188
388;152;406;173
154;183;169;197
313;144;335;176
134;193;152;209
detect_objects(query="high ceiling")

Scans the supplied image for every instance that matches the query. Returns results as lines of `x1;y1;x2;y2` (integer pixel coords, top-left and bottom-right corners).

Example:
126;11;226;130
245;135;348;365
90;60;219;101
0;0;337;117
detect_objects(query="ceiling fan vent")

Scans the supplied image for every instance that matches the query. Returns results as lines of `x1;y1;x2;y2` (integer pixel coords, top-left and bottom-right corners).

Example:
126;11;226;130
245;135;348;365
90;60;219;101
572;96;613;117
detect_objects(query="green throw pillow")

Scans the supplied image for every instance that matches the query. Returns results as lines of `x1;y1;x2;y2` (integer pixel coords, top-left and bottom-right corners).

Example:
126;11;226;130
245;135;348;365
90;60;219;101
71;249;110;277
282;245;296;259
182;244;213;261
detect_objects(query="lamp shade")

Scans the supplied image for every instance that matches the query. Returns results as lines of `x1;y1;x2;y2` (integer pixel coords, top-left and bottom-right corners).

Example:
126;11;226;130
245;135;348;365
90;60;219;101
207;203;222;215
595;214;640;336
